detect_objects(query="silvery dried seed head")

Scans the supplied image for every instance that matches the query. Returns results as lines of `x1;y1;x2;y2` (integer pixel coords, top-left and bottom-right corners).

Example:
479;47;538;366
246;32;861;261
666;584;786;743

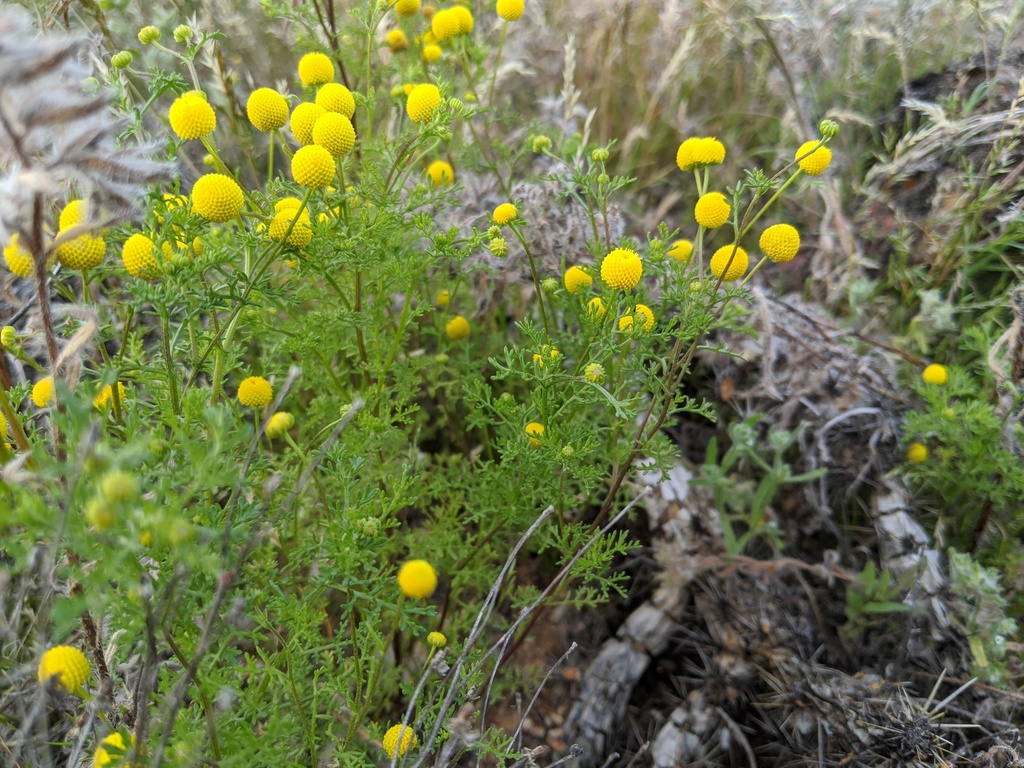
0;9;171;246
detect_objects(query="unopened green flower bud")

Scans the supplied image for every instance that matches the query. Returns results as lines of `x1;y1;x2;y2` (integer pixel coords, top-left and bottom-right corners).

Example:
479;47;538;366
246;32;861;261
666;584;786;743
584;362;605;383
99;470;139;504
111;51;133;69
819;119;840;138
531;135;552;153
138;26;161;44
202;154;216;166
0;326;16;348
434;353;449;364
447;97;463;111
173;24;194;44
85;497;114;530
499;392;514;403
597;173;610;185
487;225;501;239
488;237;508;258
560;444;575;458
591;148;609;163
541;277;558;294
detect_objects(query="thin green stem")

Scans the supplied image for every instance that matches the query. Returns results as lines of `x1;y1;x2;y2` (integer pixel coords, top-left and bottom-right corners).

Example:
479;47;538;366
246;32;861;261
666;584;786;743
508;222;552;336
159;307;181;416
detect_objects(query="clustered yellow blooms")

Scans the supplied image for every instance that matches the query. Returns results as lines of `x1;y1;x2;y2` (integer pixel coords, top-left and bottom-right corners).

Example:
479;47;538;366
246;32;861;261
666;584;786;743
710;245;748;282
247;88;289;132
94;732;134;768
694;192;730;229
237;376;273;408
427;160;454;186
298;52;334;87
57;199;106;269
922;364;948;385
525;421;544;447
290;102;326;145
312;112;356;157
292;145;336;188
31;376;56;408
676;136;725;172
667;239;692;265
168;91;216;140
397;559;438;598
600;248;642;290
382;724;418;759
492;203;518;225
190;174;244;222
563;265;592;293
496;0;525;22
445;315;470;340
406;83;441;123
37;645;90;694
121;233;159;277
618;304;654;331
3;233;37;278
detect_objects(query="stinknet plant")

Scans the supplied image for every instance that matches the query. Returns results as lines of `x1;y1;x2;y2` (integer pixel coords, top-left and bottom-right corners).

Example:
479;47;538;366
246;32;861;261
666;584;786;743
0;3;838;766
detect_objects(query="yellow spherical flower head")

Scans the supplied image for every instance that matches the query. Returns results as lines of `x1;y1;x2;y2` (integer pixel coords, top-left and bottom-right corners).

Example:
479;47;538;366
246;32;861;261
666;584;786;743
906;442;928;464
676;137;725;172
493;203;518;225
667;239;693;265
600;247;642;290
427;631;447;648
292;145;336;189
450;5;474;33
247;88;289;132
190;174;244;222
445;315;470;340
922;363;948;385
4;233;34;277
290;102;326;146
564;265;592;293
618;304;654;331
95;732;135;768
406;83;441;123
694;192;730;229
316;82;356;119
168;91;216;140
584;362;605;383
422;44;443;63
397;559;438;598
94;381;127;410
38;645;90;694
759;224;800;263
122;233;159;277
386;28;409;52
532;345;560;367
393;0;421;16
56;199;105;269
155;192;187;224
587;296;606;321
497;0;525;21
427;160;454;186
312;112;356;157
275;197;312;218
237;376;273;408
710;245;748;282
435;289;451;308
266;411;295;438
59;199;87;230
269;209;313;248
383;724;419;759
298;52;334;87
31;376;56;407
795;140;832;175
431;8;462;41
525;421;544;448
